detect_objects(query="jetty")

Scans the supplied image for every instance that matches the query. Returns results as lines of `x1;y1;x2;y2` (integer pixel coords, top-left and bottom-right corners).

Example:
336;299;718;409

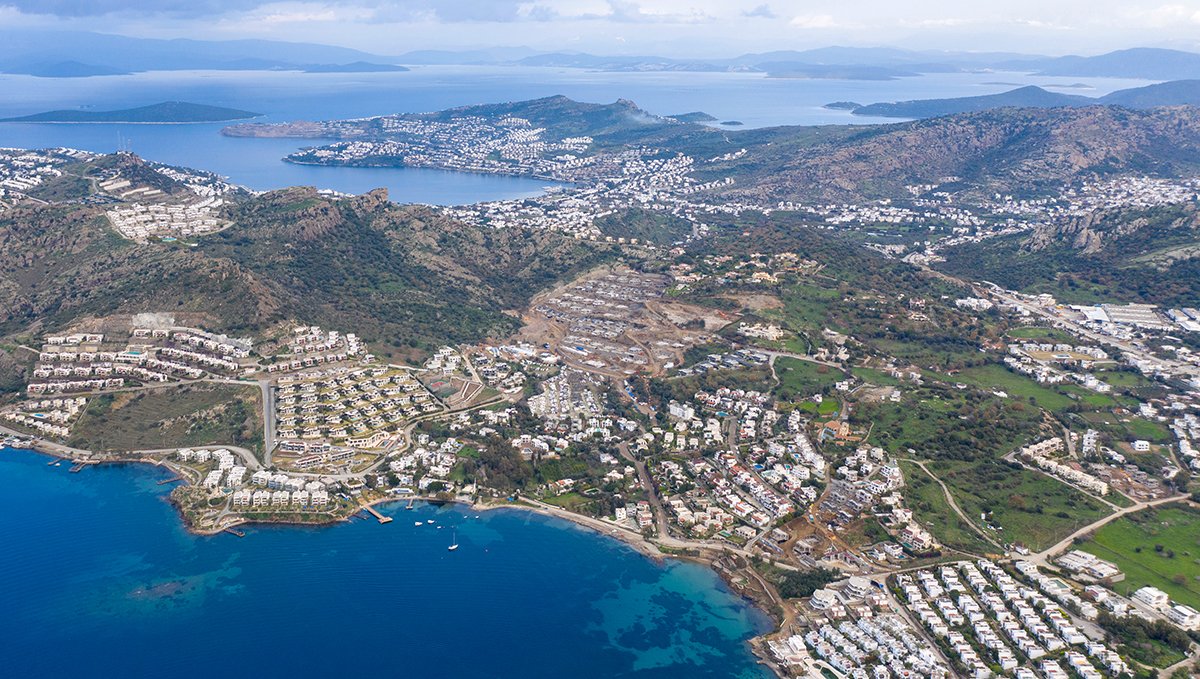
157;475;184;485
360;503;393;524
224;527;246;538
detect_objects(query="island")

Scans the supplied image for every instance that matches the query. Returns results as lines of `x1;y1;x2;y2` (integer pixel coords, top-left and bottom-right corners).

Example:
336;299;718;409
0;101;262;124
301;61;410;73
823;101;863;111
2;60;130;78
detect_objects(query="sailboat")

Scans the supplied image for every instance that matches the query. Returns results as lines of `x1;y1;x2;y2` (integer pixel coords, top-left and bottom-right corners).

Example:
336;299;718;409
447;529;459;552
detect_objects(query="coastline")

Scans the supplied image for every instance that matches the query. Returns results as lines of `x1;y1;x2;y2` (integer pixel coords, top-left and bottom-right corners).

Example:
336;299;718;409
2;439;788;677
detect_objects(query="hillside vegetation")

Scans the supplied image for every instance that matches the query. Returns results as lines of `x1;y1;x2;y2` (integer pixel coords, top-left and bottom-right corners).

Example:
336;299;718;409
0;186;617;352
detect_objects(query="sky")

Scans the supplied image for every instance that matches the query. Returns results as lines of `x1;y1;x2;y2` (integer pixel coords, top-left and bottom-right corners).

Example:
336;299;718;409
1;0;1198;57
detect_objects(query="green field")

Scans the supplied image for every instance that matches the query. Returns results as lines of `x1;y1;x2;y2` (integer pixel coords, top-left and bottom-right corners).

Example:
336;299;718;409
541;491;593;513
795;398;840;417
1079;411;1175;444
851;366;904;386
954;364;1076;412
68;384;263;457
930;459;1112;551
856;386;1042;462
1095;370;1156;390
775;356;842;398
900;460;994;554
1007;326;1077;342
1079;505;1200;609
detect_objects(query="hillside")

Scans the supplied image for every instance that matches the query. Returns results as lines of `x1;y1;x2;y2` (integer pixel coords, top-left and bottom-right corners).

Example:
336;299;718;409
849;81;1200;119
937;202;1200;306
1;101;261;123
718;105;1200;201
851;85;1088;118
0;184;617;352
1100;79;1200;108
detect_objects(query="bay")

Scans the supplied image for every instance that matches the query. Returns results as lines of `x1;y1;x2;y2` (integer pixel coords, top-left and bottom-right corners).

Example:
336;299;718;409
0;447;774;678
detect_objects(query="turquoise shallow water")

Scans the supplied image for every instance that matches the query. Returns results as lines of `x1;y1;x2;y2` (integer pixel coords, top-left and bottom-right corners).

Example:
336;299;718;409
0;447;774;678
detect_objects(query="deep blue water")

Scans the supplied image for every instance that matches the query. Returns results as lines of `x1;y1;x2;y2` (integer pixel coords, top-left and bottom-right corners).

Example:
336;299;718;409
0;66;1155;204
1;447;774;678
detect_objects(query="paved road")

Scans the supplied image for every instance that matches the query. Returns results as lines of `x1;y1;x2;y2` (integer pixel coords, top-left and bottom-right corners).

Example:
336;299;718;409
257;379;276;465
617;441;672;538
1031;493;1191;563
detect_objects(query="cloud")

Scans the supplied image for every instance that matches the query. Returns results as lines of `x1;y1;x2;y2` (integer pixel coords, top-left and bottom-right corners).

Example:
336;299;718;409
789;13;836;29
742;4;774;19
0;0;535;20
1136;3;1200;26
0;0;262;17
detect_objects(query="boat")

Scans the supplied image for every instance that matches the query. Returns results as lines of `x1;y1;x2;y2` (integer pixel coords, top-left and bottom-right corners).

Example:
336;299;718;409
414;521;423;527
425;520;434;524
448;529;458;551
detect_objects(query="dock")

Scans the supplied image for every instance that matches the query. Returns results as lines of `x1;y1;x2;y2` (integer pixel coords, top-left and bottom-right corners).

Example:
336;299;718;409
69;462;91;473
360;503;393;524
224;527;246;538
157;475;183;486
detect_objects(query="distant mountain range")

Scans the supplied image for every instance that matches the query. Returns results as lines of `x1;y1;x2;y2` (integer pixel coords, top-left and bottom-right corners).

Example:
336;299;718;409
0;30;401;77
415;46;1200;81
4;31;1200;82
849;80;1200;118
0;102;261;124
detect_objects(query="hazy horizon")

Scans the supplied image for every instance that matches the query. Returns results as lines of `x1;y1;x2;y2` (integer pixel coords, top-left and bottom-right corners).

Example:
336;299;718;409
2;1;1199;58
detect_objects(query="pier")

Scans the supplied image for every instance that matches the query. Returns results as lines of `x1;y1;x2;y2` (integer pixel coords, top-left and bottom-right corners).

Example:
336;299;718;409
359;503;393;524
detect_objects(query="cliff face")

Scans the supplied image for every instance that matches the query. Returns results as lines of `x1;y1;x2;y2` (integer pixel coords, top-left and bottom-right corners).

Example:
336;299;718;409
1025;202;1200;255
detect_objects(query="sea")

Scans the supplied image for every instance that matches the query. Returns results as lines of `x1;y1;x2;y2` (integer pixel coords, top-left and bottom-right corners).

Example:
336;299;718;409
1;446;774;678
0;65;1155;204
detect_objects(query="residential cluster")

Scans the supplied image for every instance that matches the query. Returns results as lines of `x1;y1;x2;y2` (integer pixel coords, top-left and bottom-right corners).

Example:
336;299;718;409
274;364;439;450
106;198;228;242
288;114;592;180
1016;438;1111;497
0;148;92;210
27;327;250;395
527;367;604;426
897;560;1131;679
0;397;87;438
265;325;364;373
776;575;951;678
